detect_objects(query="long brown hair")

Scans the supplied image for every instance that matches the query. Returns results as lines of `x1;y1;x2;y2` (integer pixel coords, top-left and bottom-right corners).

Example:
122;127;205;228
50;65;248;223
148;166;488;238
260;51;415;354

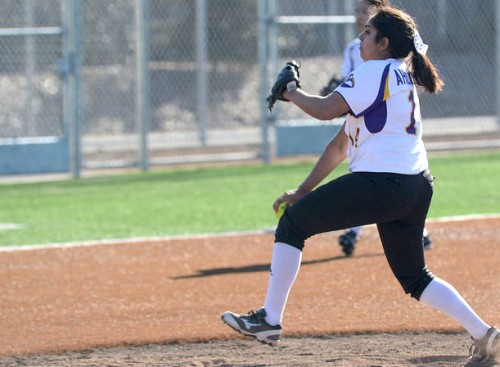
370;7;444;93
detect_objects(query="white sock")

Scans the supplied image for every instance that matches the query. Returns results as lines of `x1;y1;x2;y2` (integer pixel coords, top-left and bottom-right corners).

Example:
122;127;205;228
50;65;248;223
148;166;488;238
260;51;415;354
264;242;302;326
420;277;490;339
423;227;429;237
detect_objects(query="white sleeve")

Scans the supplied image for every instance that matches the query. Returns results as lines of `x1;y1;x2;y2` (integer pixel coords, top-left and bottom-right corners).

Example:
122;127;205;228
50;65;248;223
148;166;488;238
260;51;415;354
340;44;354;79
335;61;391;117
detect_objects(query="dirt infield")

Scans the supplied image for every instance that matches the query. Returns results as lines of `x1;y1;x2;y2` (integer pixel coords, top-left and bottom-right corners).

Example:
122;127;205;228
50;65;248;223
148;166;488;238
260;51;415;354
0;217;498;366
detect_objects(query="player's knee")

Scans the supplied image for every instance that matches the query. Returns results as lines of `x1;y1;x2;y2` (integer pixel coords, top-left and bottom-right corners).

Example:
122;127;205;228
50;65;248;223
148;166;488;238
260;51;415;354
274;211;307;251
398;267;435;300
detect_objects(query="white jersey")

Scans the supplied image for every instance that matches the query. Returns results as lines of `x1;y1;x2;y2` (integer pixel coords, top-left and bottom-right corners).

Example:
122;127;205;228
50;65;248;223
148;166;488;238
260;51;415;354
335;59;429;175
341;39;364;79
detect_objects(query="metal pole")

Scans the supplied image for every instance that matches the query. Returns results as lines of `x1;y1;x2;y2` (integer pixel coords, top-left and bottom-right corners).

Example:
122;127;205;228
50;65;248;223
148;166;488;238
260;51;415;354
74;0;82;178
258;0;270;164
327;1;340;54
61;0;70;170
268;0;279;122
269;0;279;77
196;0;208;146
497;0;500;126
437;0;447;45
67;0;82;178
344;0;355;47
136;0;150;171
25;0;35;136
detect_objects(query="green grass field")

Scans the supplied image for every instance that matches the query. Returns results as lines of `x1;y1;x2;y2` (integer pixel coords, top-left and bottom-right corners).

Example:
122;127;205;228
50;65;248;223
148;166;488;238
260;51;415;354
0;151;499;247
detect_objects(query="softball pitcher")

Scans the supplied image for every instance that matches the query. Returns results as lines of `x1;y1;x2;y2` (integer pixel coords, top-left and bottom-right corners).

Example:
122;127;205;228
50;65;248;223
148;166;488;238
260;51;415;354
222;6;499;363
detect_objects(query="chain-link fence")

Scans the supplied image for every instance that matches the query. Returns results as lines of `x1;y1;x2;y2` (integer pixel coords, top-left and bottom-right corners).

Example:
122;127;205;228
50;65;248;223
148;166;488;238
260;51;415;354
0;0;63;139
0;0;499;177
81;0;264;170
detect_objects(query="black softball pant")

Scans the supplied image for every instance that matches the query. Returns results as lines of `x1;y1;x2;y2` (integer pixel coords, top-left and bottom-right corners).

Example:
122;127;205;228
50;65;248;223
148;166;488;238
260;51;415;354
275;170;435;300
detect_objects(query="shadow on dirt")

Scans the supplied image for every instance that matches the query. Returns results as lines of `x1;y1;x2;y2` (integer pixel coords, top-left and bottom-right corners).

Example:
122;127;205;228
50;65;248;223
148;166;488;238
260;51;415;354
172;253;384;279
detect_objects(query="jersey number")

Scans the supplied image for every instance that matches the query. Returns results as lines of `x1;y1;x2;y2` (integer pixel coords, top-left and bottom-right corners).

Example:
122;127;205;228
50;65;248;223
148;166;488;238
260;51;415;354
349;127;360;147
405;90;417;135
351;91;416;146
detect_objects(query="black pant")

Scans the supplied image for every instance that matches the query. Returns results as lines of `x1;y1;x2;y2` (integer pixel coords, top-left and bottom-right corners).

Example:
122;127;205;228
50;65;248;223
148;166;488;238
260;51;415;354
275;170;434;299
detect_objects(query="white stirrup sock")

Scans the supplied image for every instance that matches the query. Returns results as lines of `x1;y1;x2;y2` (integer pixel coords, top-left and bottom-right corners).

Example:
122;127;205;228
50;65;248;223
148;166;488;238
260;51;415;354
264;242;302;326
420;277;490;339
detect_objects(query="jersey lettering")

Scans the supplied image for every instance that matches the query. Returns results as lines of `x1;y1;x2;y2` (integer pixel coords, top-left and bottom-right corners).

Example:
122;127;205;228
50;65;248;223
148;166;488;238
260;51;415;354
405;90;417;135
394;69;414;86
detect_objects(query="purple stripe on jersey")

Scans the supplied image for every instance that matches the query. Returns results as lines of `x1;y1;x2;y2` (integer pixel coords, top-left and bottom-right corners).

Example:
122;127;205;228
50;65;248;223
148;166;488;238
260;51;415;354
352;63;391;133
364;103;387;133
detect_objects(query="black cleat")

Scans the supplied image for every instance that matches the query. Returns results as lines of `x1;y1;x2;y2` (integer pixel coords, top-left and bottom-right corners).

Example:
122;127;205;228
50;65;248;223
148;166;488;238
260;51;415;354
221;308;282;346
468;326;500;363
338;230;358;257
423;234;433;250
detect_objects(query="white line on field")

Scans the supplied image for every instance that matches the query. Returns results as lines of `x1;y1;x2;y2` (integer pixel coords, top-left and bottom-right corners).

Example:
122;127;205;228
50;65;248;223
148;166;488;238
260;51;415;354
0;223;24;230
0;213;498;253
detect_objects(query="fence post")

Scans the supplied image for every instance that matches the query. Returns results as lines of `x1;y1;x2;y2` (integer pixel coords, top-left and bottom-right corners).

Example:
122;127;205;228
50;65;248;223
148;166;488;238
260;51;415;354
196;0;208;146
497;0;500;126
136;0;150;171
344;0;355;46
25;0;35;135
65;0;82;179
258;0;270;164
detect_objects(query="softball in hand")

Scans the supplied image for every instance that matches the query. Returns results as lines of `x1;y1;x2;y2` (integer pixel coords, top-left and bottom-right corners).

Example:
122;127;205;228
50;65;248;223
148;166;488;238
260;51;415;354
275;201;287;219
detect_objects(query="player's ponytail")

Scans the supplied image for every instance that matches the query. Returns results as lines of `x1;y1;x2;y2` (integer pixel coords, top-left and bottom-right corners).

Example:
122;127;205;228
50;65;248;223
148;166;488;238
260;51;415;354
371;7;444;94
410;43;444;94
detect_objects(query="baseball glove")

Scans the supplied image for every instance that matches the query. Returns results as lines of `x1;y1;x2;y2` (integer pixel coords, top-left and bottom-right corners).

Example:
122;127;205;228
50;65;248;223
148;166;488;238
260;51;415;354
320;74;343;96
266;60;301;112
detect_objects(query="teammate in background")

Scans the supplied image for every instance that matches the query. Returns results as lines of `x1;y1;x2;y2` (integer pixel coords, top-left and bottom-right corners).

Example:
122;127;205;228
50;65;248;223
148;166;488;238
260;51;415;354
321;0;432;257
320;0;386;95
222;7;499;363
339;225;432;256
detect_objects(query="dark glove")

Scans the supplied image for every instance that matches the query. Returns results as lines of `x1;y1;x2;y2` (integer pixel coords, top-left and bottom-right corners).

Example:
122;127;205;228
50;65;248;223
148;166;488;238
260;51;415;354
266;60;301;112
319;74;343;97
